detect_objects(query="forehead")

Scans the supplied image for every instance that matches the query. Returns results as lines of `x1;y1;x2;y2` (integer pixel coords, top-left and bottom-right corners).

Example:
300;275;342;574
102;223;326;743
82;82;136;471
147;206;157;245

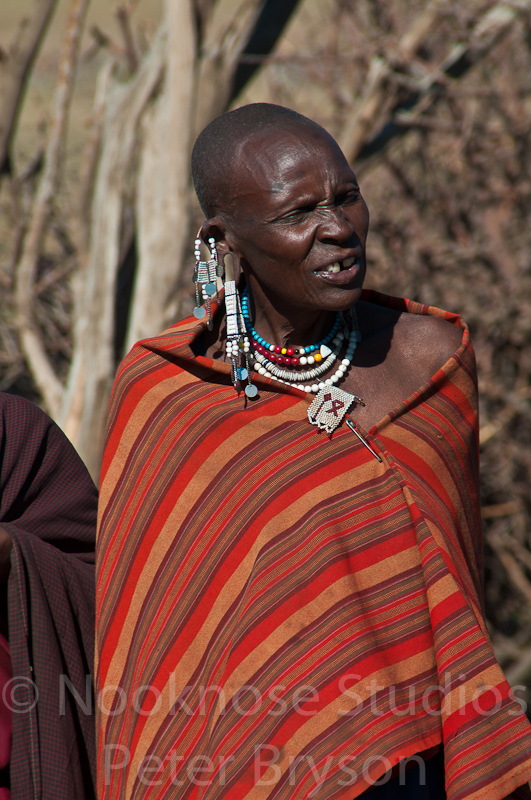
225;125;352;209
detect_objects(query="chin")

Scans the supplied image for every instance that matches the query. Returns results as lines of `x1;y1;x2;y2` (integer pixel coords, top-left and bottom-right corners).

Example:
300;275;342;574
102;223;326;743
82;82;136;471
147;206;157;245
316;286;364;313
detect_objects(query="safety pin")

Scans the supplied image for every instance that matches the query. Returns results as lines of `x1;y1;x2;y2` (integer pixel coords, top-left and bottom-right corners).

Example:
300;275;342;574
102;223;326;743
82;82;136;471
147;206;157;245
346;418;383;462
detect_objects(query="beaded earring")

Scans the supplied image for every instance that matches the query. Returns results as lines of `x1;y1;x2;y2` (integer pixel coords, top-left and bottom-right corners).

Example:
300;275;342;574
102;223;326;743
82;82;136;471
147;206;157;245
223;253;257;398
193;236;224;330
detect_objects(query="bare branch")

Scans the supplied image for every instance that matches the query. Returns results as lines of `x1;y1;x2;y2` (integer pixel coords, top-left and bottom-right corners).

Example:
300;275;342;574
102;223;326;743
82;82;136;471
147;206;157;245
487;530;531;606
481;501;522;519
14;145;45;184
228;0;302;101
496;528;531;574
0;0;59;178
338;0;445;162
14;0;90;417
479;386;531;444
116;4;139;73
193;0;266;135
504;648;531;686
349;0;531;167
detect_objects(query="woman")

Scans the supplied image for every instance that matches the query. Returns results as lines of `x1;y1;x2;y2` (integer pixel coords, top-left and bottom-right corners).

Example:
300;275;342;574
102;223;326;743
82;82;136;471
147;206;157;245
96;104;531;800
0;392;97;799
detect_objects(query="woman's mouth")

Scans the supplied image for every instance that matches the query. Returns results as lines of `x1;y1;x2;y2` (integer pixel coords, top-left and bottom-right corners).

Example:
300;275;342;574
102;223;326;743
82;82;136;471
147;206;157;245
314;256;361;282
322;256;356;274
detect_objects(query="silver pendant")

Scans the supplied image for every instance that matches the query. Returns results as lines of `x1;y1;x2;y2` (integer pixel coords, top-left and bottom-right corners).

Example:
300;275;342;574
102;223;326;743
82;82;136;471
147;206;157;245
308;386;359;433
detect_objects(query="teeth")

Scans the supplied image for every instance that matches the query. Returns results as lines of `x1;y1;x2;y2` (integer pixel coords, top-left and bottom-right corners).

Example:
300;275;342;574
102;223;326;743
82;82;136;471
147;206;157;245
326;258;356;273
317;257;357;275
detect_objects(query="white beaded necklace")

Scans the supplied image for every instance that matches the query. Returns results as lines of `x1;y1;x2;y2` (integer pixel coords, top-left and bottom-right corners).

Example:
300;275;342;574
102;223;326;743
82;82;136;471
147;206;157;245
254;331;344;381
252;313;361;394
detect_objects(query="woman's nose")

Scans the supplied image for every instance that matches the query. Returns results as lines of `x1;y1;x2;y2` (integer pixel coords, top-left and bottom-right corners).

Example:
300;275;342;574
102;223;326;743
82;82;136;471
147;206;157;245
316;206;355;243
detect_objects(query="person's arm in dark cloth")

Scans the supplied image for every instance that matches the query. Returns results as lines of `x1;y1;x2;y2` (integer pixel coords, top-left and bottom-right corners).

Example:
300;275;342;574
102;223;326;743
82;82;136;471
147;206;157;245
0;392;97;800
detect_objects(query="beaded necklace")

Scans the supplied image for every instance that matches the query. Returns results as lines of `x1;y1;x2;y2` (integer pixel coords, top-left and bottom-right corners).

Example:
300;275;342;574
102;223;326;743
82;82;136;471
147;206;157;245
241;292;361;395
242;293;341;366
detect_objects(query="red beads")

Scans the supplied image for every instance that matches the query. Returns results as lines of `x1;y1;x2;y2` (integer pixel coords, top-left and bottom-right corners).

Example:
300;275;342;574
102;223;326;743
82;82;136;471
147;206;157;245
287;348;294;356
274;346;282;354
292;358;300;366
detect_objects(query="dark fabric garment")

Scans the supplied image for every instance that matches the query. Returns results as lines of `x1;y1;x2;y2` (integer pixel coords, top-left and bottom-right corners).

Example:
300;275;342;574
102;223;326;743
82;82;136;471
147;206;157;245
0;630;11;797
364;749;446;800
364;749;531;800
508;786;531;800
0;393;97;800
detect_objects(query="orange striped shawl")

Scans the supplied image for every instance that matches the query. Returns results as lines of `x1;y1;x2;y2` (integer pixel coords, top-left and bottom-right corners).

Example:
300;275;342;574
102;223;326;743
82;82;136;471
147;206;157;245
96;291;531;800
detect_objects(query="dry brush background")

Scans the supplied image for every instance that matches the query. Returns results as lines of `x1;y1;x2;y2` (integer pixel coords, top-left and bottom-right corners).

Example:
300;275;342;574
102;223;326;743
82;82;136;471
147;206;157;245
0;0;530;701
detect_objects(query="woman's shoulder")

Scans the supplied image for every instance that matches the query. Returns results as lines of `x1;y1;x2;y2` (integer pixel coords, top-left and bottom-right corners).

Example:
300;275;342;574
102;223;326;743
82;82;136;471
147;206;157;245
357;298;462;352
356;299;464;383
396;306;463;351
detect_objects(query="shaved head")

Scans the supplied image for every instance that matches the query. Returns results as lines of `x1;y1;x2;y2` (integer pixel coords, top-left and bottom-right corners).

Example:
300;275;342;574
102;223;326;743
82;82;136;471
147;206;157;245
191;103;332;219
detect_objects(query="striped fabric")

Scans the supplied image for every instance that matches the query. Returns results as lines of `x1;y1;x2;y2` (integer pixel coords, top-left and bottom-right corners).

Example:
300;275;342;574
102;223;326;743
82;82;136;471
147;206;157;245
96;291;531;800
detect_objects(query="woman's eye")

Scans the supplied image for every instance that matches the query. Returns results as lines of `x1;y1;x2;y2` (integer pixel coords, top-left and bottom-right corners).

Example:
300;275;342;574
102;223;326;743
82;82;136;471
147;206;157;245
280;207;313;222
337;189;359;206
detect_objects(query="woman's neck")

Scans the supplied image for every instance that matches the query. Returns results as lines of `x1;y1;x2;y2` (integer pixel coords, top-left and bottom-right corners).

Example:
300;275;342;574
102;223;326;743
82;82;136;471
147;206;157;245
245;283;337;349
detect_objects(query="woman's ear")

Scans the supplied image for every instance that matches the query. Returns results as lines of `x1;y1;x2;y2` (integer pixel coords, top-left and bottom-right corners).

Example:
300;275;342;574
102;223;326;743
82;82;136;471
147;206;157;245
201;218;227;250
202;218;243;284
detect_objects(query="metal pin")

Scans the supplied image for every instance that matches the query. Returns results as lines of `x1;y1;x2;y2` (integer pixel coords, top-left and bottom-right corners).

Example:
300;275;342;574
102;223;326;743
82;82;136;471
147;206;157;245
346;418;383;462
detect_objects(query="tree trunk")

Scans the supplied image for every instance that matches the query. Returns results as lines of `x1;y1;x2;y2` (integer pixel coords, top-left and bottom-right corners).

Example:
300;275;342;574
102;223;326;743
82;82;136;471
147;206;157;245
59;30;166;476
14;0;89;417
126;0;197;349
126;0;268;351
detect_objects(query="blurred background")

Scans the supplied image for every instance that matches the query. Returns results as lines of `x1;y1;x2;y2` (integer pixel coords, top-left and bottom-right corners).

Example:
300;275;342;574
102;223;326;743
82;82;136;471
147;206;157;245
1;0;530;703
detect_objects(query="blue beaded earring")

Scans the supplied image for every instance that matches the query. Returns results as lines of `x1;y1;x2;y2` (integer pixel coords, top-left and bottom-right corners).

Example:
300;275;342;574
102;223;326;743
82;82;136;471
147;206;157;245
193;236;224;330
223;252;257;398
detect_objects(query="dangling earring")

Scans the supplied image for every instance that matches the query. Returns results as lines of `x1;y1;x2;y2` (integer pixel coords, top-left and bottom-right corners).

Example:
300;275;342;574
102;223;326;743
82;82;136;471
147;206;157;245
223;253;257;399
193;236;223;330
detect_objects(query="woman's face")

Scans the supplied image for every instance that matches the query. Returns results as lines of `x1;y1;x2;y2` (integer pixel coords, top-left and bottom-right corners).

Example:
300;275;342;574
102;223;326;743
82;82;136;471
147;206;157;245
215;124;369;317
